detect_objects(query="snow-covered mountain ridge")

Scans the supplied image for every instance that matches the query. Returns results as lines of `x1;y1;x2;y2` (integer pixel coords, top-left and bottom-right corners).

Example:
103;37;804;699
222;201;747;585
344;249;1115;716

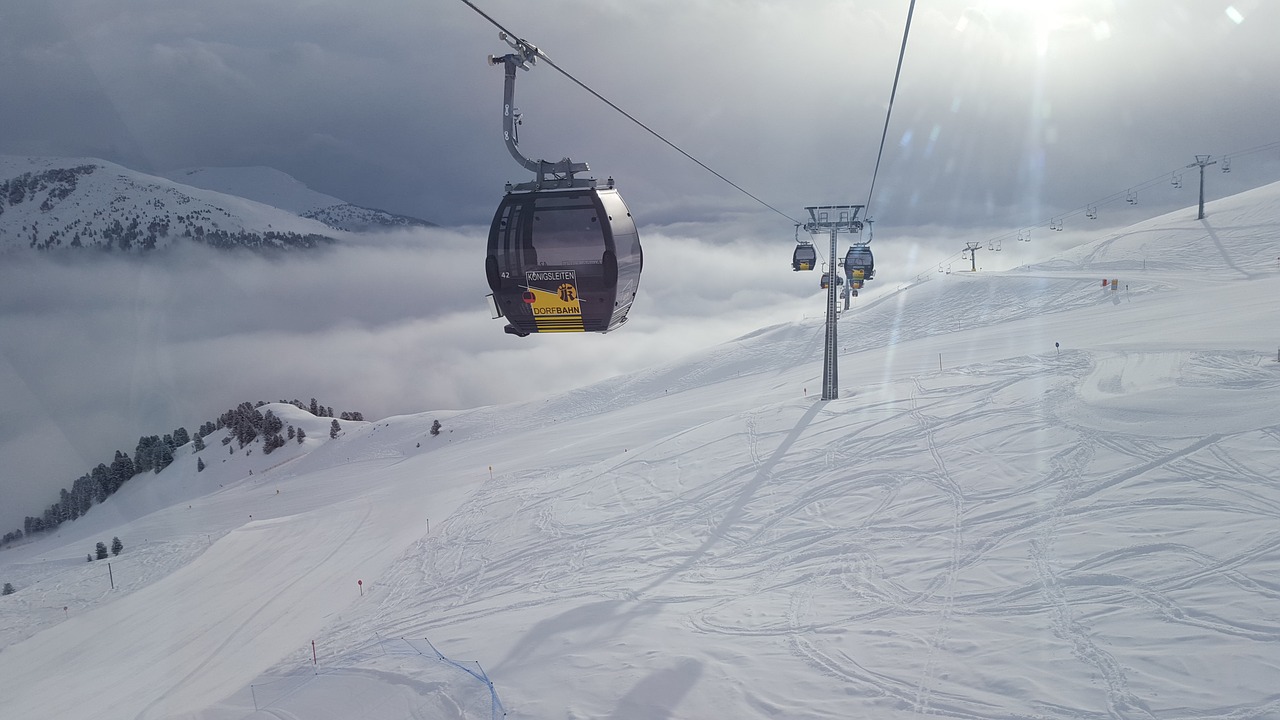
0;156;340;252
0;156;433;253
3;182;1280;719
161;166;435;232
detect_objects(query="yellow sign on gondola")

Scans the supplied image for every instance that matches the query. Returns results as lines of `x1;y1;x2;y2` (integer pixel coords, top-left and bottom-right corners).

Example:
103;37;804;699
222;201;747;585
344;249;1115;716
524;269;585;332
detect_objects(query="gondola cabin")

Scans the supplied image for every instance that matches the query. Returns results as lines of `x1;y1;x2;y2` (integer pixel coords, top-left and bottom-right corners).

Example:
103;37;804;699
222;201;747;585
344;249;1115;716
820;272;843;290
486;185;643;337
844;245;874;288
793;241;817;271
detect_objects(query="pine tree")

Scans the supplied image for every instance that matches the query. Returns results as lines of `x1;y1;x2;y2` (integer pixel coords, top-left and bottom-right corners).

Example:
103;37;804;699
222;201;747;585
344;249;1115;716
263;432;286;455
197;456;206;472
135;436;160;474
87;554;93;562
92;463;112;499
154;445;174;473
296;427;306;444
431;420;442;437
262;410;284;439
113;451;135;489
193;433;205;452
95;542;108;560
111;537;123;556
330;419;341;439
3;582;15;595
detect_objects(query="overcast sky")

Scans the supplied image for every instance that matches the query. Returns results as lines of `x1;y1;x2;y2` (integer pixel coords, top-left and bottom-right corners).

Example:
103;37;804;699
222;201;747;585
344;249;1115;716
2;0;1279;532
3;0;1278;227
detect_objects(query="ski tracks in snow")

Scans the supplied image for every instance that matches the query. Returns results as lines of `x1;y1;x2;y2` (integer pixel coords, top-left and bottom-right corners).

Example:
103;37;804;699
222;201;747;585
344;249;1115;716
315;346;1280;719
906;377;965;717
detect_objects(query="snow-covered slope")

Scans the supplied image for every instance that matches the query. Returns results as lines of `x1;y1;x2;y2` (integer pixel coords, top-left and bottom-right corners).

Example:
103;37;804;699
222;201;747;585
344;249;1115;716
1036;181;1280;279
0;156;341;252
162;166;435;232
2;183;1280;719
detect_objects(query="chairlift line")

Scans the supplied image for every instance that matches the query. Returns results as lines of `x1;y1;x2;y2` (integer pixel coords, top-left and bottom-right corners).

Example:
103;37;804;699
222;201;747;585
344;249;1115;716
953;138;1276;270
1221;139;1280;160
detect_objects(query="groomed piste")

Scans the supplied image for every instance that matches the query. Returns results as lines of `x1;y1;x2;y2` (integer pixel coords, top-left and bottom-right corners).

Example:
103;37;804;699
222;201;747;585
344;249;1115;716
3;183;1280;718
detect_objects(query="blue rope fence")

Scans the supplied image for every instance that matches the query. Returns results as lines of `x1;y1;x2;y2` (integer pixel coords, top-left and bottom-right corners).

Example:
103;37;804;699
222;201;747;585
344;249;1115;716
250;635;505;719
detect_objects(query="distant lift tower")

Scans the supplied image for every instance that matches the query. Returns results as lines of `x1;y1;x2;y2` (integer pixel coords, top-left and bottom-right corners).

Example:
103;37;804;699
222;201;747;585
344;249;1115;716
965;241;981;272
803;205;865;401
1187;155;1217;220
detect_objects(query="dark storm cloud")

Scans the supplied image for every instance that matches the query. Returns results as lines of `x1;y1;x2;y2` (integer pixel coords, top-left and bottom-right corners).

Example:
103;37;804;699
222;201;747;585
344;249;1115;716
3;1;1276;228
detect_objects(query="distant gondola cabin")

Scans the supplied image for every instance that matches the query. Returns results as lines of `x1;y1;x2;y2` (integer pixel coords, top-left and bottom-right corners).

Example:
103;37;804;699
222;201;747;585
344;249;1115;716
843;245;874;285
793;242;817;271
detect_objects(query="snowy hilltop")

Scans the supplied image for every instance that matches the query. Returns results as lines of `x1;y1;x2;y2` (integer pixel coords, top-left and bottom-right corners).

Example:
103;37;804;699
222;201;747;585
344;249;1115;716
2;182;1280;719
160;166;435;233
0;156;340;252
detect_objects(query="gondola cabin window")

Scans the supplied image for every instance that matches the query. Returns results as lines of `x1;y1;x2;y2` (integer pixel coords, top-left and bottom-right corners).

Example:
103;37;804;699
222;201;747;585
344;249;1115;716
532;196;605;266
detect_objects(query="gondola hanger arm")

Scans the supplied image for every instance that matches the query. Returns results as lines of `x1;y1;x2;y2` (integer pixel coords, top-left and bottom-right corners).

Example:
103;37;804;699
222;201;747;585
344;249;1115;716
460;0;800;221
488;34;590;189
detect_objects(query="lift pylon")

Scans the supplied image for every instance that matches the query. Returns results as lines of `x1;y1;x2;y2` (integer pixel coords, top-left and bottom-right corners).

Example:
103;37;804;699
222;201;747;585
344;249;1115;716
802;205;865;401
964;241;981;272
1187;154;1217;220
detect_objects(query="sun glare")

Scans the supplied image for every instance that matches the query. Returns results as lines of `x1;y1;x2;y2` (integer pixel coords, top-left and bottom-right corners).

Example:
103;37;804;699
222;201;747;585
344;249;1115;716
961;0;1112;56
